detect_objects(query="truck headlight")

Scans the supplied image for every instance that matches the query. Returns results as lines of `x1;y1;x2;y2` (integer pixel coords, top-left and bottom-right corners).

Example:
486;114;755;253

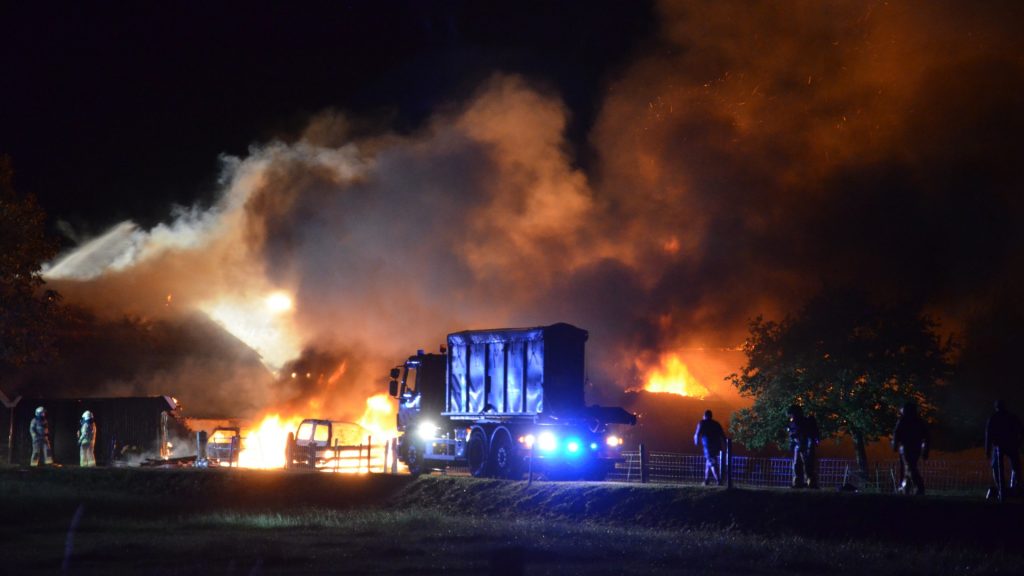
605;435;623;447
537;431;557;452
417;421;438;440
519;434;536;448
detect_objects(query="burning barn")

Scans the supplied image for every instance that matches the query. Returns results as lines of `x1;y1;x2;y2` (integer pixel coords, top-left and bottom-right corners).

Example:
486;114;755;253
2;396;189;466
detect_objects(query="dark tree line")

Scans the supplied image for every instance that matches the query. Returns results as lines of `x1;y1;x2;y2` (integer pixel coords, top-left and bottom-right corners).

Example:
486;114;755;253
0;155;62;376
729;289;954;474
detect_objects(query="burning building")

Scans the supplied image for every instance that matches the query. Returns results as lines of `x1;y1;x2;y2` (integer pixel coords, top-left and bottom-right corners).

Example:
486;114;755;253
12;1;1023;455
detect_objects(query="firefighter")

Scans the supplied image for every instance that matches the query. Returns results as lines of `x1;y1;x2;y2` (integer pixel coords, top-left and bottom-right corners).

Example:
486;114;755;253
29;406;53;466
694;409;725;485
787;404;819;488
986;400;1022;501
892;401;929;495
78;410;97;467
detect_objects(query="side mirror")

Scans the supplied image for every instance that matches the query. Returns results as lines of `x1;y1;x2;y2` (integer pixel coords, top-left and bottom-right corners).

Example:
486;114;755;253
388;379;399;397
390;368;401;379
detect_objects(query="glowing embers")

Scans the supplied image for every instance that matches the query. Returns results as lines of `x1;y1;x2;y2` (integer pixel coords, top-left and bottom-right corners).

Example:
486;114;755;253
635;352;709;398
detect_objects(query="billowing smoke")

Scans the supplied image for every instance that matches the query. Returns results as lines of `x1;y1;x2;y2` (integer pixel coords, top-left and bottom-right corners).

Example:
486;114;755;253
38;1;1024;422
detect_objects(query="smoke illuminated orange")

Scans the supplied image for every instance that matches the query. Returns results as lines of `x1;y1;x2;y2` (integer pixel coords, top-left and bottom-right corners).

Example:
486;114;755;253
636;353;709;398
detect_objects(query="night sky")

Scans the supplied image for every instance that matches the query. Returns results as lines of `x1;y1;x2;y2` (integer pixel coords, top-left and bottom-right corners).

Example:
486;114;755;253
1;1;653;234
3;2;1024;429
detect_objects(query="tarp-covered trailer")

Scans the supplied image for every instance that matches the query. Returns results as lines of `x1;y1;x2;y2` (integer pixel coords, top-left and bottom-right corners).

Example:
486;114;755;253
390;323;636;479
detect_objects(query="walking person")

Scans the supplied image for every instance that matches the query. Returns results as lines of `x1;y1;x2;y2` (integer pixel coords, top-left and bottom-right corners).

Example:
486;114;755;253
30;406;53;466
787;405;819;488
694;410;725;485
892;401;929;495
78;410;97;467
986;400;1022;501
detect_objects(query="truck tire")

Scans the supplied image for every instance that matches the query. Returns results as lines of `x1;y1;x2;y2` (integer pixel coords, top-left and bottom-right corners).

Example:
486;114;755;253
406;441;427;478
467;429;489;478
489;430;520;480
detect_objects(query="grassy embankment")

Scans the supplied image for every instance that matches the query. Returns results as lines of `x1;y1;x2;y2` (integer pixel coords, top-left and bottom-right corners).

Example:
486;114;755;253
0;466;1020;575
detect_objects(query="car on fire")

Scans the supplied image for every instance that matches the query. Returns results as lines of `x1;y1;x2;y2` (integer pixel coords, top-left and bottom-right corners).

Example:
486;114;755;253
205;426;241;466
284;419;381;472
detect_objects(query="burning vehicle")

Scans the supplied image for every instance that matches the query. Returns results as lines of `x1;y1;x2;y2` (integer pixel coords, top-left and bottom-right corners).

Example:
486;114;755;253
284;418;383;472
205;426;241;466
389;323;636;479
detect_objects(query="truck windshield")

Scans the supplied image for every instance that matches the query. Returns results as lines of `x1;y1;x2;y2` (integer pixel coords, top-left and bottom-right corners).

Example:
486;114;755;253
403;363;419;394
297;422;313;441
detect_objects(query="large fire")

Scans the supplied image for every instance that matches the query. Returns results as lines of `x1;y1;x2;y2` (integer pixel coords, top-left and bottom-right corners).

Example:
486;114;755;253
635;352;709;398
231;393;397;472
236;414;304;469
357;393;397;441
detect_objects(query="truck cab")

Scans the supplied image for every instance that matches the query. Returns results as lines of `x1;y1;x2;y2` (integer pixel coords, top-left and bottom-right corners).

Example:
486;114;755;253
391;352;466;476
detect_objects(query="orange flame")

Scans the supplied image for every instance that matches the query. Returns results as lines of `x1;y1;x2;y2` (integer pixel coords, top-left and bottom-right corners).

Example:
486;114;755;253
358;393;397;442
229;392;396;471
236;414;304;469
636;353;709;398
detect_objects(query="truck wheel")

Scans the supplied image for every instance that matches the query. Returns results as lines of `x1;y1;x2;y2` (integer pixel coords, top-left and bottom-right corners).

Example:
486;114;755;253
467;430;489;478
406;441;427;478
490;430;520;480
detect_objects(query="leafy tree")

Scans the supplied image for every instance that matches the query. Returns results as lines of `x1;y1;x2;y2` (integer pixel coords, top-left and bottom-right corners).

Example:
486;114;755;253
728;289;953;474
0;155;61;372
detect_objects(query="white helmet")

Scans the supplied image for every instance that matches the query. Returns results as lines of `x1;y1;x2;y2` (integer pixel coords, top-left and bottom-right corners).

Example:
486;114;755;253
82;410;93;420
35;406;46;417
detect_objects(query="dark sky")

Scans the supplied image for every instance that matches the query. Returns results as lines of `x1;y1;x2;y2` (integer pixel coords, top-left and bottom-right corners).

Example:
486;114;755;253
1;1;654;234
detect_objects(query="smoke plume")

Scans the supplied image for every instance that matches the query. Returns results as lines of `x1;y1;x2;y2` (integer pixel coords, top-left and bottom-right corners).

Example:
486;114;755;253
38;1;1024;420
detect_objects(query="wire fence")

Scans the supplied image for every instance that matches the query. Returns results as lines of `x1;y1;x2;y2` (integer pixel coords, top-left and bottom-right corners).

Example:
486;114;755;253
607;450;994;493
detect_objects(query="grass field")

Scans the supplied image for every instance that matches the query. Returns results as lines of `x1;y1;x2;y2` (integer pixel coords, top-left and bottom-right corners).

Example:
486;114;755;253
1;466;1021;575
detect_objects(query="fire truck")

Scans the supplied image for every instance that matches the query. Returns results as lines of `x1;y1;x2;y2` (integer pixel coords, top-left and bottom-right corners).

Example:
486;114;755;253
388;323;636;479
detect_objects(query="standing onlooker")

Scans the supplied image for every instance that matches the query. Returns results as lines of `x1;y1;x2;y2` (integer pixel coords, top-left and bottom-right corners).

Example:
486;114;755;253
787;404;819;488
986;400;1023;501
78;410;97;467
30;406;53;466
892;401;929;496
694;409;725;485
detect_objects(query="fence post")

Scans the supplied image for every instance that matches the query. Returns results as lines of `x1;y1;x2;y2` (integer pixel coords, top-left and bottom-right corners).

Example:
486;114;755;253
528;444;534;486
640;443;649;484
391;438;398;474
726;438;733;490
367;435;373;474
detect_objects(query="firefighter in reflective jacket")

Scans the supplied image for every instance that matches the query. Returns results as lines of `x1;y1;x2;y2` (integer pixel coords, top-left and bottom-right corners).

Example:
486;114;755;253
787;405;819;488
892;401;929;495
78;410;97;467
30;406;53;466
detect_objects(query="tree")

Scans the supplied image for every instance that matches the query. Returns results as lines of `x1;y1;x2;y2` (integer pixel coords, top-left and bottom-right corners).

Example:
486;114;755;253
0;155;62;372
728;289;953;475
